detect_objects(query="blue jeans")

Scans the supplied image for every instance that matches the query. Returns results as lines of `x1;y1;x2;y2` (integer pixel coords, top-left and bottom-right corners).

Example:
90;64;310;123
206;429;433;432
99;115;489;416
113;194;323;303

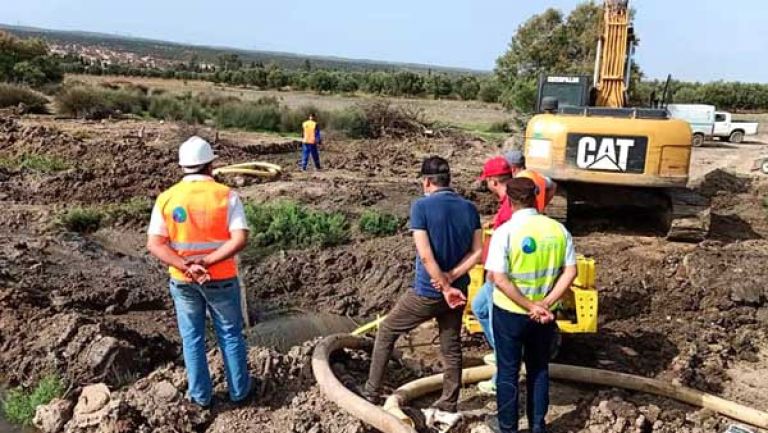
473;281;496;384
300;143;320;170
493;305;556;433
472;281;495;350
169;278;250;406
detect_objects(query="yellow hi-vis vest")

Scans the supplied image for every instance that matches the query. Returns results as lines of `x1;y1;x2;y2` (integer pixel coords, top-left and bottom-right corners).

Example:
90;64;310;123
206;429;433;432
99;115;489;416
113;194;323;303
493;214;566;314
302;120;317;144
156;179;238;282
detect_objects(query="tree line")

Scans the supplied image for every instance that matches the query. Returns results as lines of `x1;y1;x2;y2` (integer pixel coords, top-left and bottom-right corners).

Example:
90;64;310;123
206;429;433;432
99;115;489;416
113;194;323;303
59;57;504;103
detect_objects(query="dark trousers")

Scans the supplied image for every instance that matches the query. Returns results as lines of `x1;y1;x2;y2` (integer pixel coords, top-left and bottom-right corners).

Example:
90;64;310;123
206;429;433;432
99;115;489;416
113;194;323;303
366;290;463;412
493;305;556;433
300;143;320;170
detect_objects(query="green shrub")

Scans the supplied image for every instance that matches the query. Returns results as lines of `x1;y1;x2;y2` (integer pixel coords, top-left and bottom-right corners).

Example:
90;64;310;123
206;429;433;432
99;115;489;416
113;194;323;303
105;88;148;115
478;79;503;103
148;95;206;124
57;207;103;233
55;85;147;119
328;107;370;138
359;210;401;236
104;197;153;224
55;85;115;119
0;83;48;113
53;198;150;232
215;100;281;131
1;375;65;426
278;107;307;133
279;104;325;133
244;201;349;249
196;91;240;109
0;153;69;172
487;121;512;133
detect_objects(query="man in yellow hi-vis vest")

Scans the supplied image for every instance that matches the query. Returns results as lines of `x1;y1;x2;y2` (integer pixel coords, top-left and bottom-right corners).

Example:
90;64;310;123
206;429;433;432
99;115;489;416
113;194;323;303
300;113;322;171
484;178;577;433
147;136;252;408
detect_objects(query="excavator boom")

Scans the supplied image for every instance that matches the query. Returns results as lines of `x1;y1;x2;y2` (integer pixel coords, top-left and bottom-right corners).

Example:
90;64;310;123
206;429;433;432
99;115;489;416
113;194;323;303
596;0;631;108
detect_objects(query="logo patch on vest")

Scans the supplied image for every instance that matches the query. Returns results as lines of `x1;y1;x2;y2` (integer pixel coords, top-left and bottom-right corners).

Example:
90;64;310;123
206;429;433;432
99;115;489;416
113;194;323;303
521;236;537;254
172;207;187;223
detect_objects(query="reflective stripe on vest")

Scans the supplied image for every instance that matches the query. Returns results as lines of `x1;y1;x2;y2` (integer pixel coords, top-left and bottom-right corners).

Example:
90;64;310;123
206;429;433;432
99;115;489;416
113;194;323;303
303;120;317;144
157;179;238;282
517;169;547;212
492;214;566;315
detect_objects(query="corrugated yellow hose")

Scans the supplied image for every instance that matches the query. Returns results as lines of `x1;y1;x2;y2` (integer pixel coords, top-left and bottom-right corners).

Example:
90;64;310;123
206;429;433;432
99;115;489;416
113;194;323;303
313;334;768;432
213;161;283;178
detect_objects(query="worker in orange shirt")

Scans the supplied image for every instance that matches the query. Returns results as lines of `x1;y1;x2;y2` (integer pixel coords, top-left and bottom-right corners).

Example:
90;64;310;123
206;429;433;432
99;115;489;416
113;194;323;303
300;113;322;171
147;136;252;407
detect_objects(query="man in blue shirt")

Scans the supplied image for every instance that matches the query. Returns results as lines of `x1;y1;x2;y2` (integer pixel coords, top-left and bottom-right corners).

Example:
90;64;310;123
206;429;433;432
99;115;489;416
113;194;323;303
364;156;482;413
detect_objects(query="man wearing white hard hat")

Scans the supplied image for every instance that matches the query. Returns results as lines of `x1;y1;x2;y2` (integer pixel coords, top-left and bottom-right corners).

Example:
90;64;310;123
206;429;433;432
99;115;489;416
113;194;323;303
147;136;252;407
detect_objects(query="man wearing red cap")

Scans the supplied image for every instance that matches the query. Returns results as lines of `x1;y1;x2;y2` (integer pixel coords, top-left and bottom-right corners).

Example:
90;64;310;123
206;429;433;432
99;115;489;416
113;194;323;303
473;156;514;394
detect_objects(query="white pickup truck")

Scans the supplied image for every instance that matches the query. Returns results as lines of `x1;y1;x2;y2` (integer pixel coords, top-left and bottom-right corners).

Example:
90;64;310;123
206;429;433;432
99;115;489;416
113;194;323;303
667;105;760;146
713;111;760;144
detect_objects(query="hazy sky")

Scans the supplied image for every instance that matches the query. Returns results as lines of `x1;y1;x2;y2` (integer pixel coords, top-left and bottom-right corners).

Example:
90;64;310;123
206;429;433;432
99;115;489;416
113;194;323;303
3;0;767;82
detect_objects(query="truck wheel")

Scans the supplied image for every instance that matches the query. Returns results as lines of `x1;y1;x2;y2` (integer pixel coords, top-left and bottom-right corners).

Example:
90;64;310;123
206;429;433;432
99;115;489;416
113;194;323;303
692;133;705;147
761;160;768;175
729;130;745;144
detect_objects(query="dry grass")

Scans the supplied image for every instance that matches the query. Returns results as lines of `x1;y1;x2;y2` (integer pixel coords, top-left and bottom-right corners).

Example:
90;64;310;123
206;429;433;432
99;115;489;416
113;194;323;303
66;74;509;127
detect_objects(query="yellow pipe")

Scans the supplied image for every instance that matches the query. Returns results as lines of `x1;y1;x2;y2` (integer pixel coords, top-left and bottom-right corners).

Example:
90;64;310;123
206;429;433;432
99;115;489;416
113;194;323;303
313;335;768;433
351;315;387;336
212;161;283;179
312;334;417;433
218;161;283;171
385;364;768;430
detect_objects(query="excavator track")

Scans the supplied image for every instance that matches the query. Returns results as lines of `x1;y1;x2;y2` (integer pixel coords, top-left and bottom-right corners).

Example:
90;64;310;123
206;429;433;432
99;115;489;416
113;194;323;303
551;182;710;243
665;187;711;243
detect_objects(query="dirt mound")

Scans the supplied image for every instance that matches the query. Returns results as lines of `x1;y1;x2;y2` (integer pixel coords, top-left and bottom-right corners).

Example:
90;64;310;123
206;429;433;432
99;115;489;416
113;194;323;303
245;235;414;318
562;236;768;395
576;390;729;433
44;340;418;433
0;233;178;388
0;116;265;205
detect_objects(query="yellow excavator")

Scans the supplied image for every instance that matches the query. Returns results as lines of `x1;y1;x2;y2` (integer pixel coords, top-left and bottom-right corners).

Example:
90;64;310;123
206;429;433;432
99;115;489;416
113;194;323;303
524;0;710;242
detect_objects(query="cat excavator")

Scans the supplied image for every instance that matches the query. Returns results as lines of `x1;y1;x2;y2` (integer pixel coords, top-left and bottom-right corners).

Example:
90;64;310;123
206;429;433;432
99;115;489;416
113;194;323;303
524;0;710;242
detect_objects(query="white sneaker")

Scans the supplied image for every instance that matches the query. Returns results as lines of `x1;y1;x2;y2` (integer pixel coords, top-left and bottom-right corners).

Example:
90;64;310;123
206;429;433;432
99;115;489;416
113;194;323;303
477;379;496;395
483;353;496;366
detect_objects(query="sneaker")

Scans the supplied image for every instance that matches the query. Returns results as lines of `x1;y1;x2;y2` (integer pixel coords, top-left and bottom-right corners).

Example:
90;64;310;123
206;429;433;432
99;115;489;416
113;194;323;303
483;353;496;366
477;379;496;395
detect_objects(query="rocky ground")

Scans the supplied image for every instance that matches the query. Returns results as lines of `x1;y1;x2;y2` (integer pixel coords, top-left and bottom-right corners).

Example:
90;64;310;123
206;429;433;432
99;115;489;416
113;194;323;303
1;113;768;433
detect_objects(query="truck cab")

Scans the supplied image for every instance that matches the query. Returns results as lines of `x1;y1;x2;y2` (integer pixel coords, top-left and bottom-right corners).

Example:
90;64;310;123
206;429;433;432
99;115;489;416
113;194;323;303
713;111;760;143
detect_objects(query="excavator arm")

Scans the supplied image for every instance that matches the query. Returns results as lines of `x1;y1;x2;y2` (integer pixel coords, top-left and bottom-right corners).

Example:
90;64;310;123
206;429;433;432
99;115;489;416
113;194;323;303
595;0;632;108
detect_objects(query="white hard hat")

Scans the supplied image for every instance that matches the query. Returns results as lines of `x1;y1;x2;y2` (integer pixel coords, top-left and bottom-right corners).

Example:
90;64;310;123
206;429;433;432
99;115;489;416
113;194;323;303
178;136;217;172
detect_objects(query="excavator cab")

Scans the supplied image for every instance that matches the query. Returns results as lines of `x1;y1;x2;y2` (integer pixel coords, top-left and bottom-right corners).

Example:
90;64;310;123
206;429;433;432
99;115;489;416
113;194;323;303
535;75;593;112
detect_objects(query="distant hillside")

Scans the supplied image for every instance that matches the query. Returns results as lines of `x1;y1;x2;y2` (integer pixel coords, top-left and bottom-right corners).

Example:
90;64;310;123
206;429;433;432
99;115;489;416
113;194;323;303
0;23;484;75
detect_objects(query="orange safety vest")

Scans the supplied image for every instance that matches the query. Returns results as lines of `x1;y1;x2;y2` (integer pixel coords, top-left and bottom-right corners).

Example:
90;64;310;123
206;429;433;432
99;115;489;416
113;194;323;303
517;169;548;212
156;179;238;282
302;120;317;144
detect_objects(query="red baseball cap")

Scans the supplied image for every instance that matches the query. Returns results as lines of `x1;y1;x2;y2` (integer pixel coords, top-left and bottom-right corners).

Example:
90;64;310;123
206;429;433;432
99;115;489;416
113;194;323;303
479;156;512;180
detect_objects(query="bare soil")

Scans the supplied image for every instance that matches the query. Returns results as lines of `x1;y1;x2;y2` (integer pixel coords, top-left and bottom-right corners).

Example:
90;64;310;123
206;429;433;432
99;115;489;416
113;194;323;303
1;112;768;433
